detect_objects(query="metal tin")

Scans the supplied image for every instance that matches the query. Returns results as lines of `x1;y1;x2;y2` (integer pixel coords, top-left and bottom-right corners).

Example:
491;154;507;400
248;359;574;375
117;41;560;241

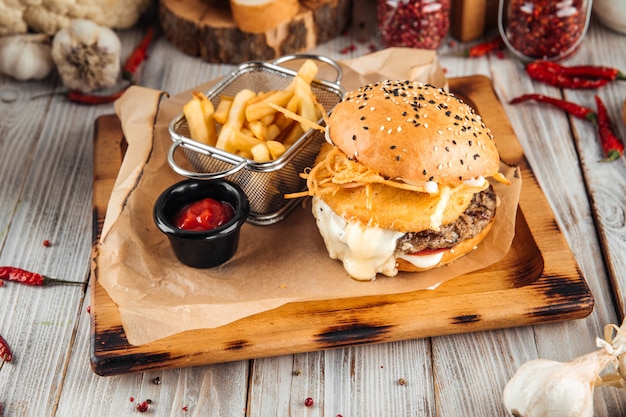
167;54;345;225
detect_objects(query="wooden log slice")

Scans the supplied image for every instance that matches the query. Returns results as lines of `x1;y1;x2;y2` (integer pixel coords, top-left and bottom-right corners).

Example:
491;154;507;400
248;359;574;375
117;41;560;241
159;0;352;64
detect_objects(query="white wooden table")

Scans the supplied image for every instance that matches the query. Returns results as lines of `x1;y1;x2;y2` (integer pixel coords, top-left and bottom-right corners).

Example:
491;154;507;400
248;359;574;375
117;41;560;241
1;3;626;416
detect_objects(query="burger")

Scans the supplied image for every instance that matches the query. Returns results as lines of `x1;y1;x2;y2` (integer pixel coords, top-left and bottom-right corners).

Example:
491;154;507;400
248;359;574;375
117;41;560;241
301;80;509;281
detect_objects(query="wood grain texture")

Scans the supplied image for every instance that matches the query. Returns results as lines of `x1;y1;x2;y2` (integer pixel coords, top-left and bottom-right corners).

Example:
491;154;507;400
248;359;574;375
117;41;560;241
159;0;352;63
3;3;626;414
89;76;593;376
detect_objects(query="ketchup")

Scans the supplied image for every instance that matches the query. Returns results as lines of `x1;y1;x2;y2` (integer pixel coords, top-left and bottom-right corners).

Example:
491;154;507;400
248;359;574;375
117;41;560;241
174;198;235;231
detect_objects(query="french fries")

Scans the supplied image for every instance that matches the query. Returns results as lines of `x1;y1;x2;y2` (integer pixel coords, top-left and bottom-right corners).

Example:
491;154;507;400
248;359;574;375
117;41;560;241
181;59;325;163
183;91;218;146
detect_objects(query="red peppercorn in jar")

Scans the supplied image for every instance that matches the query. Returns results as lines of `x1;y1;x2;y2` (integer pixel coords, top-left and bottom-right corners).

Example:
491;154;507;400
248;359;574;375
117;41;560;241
498;0;592;61
377;0;451;49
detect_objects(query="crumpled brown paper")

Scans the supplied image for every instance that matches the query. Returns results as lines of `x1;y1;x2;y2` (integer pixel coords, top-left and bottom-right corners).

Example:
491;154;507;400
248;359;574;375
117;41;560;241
96;48;522;345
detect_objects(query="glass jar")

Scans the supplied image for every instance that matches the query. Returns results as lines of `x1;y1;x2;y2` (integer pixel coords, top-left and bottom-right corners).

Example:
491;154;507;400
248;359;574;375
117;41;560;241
377;0;451;49
498;0;593;61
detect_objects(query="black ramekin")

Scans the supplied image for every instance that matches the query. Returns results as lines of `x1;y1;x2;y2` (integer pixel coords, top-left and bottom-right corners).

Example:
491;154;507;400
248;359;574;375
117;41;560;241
153;179;250;268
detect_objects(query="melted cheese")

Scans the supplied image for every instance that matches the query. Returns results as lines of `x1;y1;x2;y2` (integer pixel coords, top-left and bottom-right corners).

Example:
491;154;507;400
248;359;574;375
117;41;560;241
463;176;486;188
397;251;445;269
429;186;451;230
312;198;403;281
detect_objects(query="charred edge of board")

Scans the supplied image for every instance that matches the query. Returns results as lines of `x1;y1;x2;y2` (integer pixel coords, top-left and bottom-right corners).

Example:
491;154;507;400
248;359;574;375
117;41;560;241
224;340;251;351
316;322;393;348
93;325;130;351
450;314;481;325
526;272;594;318
91;351;173;376
541;272;591;299
90;325;173;375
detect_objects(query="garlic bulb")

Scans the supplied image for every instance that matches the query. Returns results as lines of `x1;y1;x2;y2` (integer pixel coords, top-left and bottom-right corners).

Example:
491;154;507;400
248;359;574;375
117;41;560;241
51;19;121;93
0;34;54;81
503;318;626;417
502;346;615;417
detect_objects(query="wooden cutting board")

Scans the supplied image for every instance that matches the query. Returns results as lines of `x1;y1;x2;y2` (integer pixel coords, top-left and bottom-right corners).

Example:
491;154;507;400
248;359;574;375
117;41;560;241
90;75;593;376
159;0;352;63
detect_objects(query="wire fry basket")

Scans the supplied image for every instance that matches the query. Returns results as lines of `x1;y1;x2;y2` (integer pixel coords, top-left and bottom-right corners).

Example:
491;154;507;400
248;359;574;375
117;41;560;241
168;54;345;225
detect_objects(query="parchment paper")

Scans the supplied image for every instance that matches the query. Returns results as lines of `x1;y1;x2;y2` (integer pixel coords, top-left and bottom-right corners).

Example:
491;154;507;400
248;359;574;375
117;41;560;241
96;48;522;345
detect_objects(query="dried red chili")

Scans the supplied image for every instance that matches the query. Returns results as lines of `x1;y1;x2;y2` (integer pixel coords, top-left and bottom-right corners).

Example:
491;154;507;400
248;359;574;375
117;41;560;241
0;335;12;371
555;64;626;81
66;88;128;105
377;0;450;50
526;61;611;89
123;26;154;84
510;94;597;123
463;36;504;58
528;61;625;82
504;0;589;60
0;266;83;286
594;95;624;162
32;88;128;105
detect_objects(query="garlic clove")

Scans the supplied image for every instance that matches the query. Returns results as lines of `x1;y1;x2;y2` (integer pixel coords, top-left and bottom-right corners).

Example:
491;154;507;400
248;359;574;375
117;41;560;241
0;34;54;81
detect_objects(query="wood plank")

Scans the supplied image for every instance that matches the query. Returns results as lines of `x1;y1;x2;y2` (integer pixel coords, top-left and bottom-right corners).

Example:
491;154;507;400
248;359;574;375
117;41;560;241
561;23;626;317
89;75;593;376
0;77;101;416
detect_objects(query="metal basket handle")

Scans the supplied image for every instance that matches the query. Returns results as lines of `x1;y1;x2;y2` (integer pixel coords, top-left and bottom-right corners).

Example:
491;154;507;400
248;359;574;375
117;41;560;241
272;54;343;85
167;140;247;180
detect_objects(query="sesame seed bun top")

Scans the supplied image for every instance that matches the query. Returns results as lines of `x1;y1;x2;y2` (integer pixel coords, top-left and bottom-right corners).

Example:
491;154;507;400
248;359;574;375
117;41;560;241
327;80;501;185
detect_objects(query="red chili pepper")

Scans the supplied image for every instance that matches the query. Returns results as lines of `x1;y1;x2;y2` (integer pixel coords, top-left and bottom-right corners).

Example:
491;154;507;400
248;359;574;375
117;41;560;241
123;26;154;84
0;335;12;371
533;61;626;81
31;88;127;105
594;95;624;162
510;94;597;124
526;61;611;89
0;266;83;286
463;36;504;58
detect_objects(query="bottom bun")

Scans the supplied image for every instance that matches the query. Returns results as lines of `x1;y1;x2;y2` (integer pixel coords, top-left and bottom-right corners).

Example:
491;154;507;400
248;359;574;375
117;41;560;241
396;219;495;272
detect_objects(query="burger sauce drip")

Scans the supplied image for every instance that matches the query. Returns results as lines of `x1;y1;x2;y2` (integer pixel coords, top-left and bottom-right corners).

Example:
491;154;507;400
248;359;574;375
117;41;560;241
174;198;234;231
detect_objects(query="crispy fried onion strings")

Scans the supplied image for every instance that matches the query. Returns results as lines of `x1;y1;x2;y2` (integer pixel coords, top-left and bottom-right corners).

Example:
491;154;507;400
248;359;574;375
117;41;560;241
285;147;436;209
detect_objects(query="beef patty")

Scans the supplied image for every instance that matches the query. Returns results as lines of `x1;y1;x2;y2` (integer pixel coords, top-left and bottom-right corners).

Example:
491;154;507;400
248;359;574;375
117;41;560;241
396;185;497;254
